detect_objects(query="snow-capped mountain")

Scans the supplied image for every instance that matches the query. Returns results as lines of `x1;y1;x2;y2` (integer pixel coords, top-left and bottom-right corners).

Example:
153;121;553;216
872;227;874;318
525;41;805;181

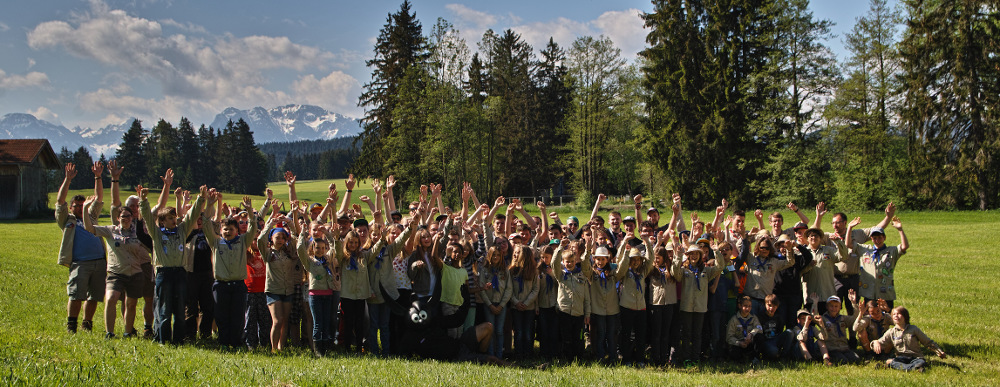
210;104;361;144
0;105;361;156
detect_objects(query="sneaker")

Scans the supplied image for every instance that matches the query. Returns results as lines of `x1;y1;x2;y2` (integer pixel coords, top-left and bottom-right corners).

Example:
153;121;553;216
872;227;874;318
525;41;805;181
143;327;154;339
81;320;93;332
123;330;137;339
105;332;115;340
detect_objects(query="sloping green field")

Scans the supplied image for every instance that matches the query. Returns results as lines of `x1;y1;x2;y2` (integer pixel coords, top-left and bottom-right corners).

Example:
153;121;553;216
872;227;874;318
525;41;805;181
3;180;995;385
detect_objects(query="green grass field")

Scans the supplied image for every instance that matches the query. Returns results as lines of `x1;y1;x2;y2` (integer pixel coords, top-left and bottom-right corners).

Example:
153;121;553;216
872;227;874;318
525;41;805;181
4;179;997;385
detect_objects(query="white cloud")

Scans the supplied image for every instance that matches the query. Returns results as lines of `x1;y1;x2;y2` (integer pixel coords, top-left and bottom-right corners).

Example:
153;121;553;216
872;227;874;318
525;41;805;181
26;2;352;121
291;71;362;115
28;106;61;124
27;58;36;69
593;9;646;59
445;4;497;30
159;18;208;34
510;17;592;52
0;22;9;32
0;69;50;89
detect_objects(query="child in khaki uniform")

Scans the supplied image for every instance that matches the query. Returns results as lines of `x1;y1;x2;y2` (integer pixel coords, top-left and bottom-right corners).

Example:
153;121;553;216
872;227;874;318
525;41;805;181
820;292;861;364
873;306;947;372
726;296;762;361
552;238;592;360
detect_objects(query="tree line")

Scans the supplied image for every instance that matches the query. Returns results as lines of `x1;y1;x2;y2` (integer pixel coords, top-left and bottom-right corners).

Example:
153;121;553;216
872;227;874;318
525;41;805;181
353;0;998;210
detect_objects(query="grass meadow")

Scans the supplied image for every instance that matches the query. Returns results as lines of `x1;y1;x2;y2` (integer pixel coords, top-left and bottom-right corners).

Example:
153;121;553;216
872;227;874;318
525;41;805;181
2;179;996;385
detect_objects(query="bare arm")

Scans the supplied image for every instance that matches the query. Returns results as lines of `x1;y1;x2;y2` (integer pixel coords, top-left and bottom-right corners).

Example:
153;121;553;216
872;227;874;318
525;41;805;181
811;202;826;230
284;171;298;203
338;174;356;216
874;202;895;231
710;199;728;231
514;199;536;229
109;160;123;207
385;175;397;212
589;193;606;222
155;169;174;212
56;163;76;206
633;194;642;223
893;217;908;254
788;202;808;224
92;161;105;205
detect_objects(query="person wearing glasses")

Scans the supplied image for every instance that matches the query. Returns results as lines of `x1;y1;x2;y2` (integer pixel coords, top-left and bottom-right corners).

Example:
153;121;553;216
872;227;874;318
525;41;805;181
737;236;796;317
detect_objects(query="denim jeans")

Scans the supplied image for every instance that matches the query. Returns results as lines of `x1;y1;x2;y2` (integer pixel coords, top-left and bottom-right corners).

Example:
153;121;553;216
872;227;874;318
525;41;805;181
481;304;508;358
154;267;187;344
590;313;619;361
759;330;796;359
367;301;391;355
510;308;535;357
212;280;247;347
889;356;927;371
309;294;333;343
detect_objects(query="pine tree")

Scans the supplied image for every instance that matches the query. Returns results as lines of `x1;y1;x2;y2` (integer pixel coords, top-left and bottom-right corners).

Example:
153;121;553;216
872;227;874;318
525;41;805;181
356;0;428;177
115;119;146;188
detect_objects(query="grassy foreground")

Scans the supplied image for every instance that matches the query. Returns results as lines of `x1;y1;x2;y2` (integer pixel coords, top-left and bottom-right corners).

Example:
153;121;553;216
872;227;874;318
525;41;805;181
4;180;996;385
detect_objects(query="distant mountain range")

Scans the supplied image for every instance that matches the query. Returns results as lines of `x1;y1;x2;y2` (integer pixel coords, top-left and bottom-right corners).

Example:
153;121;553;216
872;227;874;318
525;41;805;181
0;104;362;156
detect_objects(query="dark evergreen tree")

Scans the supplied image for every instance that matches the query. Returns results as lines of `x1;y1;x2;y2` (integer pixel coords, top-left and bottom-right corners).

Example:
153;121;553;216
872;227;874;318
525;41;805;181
115;119;146;188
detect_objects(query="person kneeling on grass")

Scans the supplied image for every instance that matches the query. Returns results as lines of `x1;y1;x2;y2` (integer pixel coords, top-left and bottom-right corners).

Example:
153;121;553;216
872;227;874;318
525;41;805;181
726;296;763;362
820;291;862;364
872;306;946;372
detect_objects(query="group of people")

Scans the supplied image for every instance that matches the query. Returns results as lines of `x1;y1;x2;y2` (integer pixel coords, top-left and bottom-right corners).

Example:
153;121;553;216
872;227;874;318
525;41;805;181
56;162;947;371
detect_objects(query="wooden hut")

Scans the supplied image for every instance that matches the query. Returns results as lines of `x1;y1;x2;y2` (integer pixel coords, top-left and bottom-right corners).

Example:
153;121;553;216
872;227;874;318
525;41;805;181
0;139;61;219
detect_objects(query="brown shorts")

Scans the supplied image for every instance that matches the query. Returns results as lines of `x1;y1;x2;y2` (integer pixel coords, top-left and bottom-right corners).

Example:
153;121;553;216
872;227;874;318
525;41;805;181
67;259;107;301
140;262;155;298
106;272;144;299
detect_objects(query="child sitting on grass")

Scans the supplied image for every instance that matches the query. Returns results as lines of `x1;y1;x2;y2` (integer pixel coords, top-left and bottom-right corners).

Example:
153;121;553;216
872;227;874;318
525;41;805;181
872;306;947;372
726;296;762;361
821;291;862;364
791;307;829;363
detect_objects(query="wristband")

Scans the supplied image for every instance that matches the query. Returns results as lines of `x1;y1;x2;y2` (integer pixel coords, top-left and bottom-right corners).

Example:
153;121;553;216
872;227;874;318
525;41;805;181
347;190;353;193
111;180;119;182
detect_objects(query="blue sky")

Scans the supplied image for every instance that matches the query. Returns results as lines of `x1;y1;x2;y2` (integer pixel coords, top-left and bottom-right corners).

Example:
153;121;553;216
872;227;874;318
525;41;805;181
0;0;899;130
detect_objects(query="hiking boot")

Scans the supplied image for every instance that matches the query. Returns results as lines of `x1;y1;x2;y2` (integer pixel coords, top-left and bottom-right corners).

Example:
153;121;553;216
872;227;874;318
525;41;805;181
81;320;93;332
143;327;154;339
67;321;78;334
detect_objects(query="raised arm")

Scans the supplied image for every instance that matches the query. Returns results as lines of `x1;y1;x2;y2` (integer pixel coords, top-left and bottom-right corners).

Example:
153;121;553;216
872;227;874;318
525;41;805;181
788;202;808;224
514;199;536;230
109;160;123;207
155;168;174;212
91;161;105;205
672;193;686;232
845;217;862;250
56;163;76;206
710;199;728;231
432;183;445;216
82;196;98;233
811;202;827;230
338;174;356;216
385;175;397;212
633;194;643;223
893;217;908;254
284;171;298;203
201;192;220;243
589;193;606;223
536;201;549;245
874;202;895;231
753;209;765;230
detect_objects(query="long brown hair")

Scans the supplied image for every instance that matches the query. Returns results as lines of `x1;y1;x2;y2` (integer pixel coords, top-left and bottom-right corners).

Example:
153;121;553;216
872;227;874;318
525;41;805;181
508;244;537;279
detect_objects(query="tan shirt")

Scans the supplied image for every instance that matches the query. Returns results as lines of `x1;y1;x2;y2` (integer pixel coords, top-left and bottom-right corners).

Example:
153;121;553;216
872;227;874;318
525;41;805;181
91;224;145;276
726;313;762;346
874;324;942;358
256;227;301;296
801;245;842;301
821;310;858;352
509;270;540;310
673;253;724;313
617;243;654;311
55;201;103;267
552;247;591;317
203;214;258;281
141;196;204;268
853;243;903;300
743;255;795;300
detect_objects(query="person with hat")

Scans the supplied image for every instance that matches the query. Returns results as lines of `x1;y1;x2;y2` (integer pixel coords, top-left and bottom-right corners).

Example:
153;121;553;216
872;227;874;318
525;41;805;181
791;307;830;362
673;232;724;364
847;216;909;309
617;234;656;365
586;244;621;363
820;290;862;364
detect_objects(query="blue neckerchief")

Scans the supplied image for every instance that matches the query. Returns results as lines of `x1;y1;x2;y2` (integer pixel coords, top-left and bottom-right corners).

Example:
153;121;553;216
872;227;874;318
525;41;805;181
824;314;843;337
873;245;886;265
562;263;582;280
222;235;240;250
799;323;815;341
597;267;609;288
491;268;500;291
316;256;333;277
739;315;752;337
689;264;702;290
375;247;386;270
348;252;358;271
515;275;524;293
657;266;668;279
629;268;642;292
754;256;768;271
539;263;554;291
160;227;178;236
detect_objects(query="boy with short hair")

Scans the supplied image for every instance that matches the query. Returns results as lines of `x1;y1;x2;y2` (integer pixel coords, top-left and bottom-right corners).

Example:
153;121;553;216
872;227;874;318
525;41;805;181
138;172;207;344
756;294;796;360
820;291;862;364
726;296;762;361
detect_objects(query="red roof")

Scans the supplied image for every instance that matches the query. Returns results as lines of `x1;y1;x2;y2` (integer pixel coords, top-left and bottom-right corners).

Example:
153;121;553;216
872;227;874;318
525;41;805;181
0;139;61;168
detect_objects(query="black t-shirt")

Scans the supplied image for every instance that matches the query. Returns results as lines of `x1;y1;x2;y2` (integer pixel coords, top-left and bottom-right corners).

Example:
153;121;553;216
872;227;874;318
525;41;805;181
187;230;212;273
773;245;811;296
757;311;784;339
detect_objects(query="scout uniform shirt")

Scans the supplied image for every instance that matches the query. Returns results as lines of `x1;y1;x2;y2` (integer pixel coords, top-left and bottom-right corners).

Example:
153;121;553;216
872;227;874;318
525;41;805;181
477;263;513;308
368;226;412;303
509;267;540;310
874;324;943;358
828;228;871;276
853;311;892;350
673;251;724;313
852;242;904;301
202;213;259;282
88;210;146;277
617;242;654;311
741;253;795;300
800;245;842;301
256;225;301;296
588;259;622;317
726;312;763;346
56;199;105;267
295;232;339;292
140;196;204;269
537;259;558;309
552;246;591;317
822;309;858;352
338;237;387;301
